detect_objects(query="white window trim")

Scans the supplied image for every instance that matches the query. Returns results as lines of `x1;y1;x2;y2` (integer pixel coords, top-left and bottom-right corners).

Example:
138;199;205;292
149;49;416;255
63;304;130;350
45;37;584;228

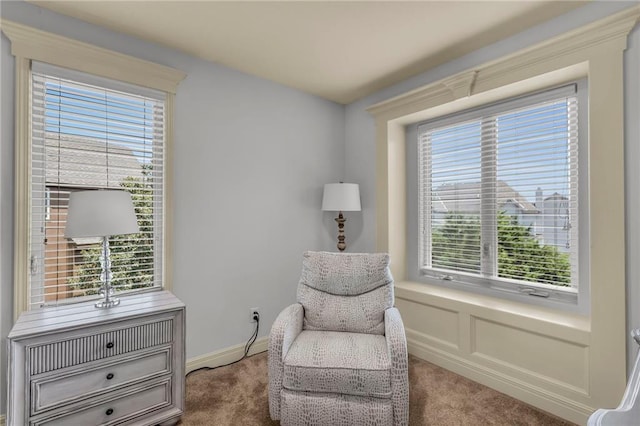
367;5;639;422
0;20;186;319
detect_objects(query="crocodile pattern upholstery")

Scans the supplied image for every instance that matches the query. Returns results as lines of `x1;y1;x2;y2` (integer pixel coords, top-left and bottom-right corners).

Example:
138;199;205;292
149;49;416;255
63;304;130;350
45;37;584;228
297;251;393;335
283;330;391;397
268;303;304;420
280;390;394;426
269;251;408;426
385;308;409;426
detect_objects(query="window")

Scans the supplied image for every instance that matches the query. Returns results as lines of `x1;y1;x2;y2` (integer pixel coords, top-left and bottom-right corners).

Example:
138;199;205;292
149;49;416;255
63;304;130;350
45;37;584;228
2;20;184;317
418;84;582;300
29;62;166;308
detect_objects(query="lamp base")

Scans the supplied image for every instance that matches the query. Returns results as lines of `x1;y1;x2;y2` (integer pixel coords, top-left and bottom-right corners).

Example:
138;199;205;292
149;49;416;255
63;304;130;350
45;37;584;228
335;212;347;252
95;236;120;309
95;297;120;309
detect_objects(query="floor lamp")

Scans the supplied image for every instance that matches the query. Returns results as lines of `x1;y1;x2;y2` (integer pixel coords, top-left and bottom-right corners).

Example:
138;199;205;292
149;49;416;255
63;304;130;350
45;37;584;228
65;190;139;308
322;183;361;252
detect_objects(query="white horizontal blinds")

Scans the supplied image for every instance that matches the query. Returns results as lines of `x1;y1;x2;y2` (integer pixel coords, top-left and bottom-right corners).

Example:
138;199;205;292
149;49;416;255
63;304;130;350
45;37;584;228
30;63;166;308
418;84;579;290
495;97;578;288
420;119;483;274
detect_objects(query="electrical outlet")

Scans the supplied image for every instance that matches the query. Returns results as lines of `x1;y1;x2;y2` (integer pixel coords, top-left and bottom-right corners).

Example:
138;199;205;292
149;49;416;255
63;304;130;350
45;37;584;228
249;307;260;323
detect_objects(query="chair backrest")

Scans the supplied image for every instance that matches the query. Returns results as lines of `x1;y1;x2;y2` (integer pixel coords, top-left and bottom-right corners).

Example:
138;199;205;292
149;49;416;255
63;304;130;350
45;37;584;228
296;251;394;335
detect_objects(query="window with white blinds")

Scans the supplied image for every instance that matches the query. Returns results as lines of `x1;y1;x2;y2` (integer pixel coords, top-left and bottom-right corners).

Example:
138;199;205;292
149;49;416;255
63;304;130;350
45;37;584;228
30;62;166;308
418;84;580;295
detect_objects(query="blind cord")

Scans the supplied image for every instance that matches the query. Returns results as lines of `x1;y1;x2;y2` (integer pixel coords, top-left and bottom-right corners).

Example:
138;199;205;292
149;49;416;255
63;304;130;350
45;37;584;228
185;312;261;378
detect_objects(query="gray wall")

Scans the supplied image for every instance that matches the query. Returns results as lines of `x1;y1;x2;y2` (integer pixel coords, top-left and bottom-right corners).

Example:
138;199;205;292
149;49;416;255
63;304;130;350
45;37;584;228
0;1;344;414
344;0;640;377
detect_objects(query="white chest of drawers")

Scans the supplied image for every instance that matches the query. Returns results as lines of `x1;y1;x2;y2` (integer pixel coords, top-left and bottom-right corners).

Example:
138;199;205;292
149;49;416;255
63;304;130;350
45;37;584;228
7;291;185;426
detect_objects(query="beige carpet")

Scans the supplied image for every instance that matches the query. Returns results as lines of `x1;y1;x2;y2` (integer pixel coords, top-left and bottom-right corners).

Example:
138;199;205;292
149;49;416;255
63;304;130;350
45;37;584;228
181;351;574;425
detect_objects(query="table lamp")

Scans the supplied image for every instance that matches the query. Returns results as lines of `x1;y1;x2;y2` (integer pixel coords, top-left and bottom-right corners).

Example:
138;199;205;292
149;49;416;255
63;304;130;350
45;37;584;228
65;190;139;308
322;183;361;251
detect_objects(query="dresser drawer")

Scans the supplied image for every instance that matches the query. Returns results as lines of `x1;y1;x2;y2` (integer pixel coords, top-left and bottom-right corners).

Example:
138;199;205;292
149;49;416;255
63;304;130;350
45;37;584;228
29;318;174;375
8;291;185;426
31;346;172;415
32;378;172;426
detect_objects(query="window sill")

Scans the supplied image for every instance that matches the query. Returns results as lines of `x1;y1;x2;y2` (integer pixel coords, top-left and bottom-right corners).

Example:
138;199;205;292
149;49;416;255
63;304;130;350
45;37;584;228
395;280;590;341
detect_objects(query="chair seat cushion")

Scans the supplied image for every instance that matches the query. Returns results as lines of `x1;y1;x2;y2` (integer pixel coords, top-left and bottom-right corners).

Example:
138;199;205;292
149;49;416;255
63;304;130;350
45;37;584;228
283;330;392;398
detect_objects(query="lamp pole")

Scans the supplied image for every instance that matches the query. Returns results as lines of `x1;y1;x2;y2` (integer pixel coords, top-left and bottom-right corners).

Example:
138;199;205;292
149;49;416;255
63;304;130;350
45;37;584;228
335;211;346;251
96;235;120;308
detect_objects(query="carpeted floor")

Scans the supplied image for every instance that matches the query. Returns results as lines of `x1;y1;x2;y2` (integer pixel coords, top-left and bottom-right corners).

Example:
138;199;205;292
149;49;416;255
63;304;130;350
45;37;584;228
181;352;574;425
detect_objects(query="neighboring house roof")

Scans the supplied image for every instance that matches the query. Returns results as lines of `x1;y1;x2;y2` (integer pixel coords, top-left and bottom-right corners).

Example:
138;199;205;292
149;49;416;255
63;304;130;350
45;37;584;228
433;180;539;214
45;133;144;188
544;192;569;201
431;193;448;213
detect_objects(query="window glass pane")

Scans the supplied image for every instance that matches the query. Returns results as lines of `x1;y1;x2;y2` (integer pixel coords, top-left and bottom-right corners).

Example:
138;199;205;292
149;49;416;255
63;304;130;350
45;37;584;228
425;120;482;274
495;99;577;287
31;71;165;308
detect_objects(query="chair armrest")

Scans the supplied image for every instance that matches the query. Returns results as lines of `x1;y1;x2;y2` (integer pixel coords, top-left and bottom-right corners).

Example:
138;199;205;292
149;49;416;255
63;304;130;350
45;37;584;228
268;302;304;420
385;307;409;426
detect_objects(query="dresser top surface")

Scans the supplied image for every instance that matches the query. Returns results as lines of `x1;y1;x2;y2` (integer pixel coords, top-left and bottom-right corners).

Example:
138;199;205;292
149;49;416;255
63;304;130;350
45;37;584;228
9;290;184;339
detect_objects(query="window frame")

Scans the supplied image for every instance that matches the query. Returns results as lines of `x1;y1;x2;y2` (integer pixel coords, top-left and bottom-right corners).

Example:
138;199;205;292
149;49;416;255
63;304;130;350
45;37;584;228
1;19;185;319
413;82;588;307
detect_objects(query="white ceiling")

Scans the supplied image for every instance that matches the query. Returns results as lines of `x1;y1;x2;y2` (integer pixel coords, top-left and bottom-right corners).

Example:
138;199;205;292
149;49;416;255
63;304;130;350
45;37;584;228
30;1;586;104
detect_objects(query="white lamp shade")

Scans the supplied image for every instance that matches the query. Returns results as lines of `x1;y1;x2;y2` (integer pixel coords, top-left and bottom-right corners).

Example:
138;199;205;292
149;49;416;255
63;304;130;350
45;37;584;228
322;183;361;212
65;190;140;238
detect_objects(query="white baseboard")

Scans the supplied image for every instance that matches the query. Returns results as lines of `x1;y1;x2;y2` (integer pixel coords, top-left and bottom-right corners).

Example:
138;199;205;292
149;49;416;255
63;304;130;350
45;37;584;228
407;334;593;425
186;336;268;373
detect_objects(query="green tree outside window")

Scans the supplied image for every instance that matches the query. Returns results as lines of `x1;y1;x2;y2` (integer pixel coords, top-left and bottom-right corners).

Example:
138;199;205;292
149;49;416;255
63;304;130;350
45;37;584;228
432;212;570;286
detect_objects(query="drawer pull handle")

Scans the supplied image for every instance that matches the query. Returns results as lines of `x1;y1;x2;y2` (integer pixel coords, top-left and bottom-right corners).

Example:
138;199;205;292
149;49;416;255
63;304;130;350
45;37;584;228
106;373;114;380
106;408;114;416
106;342;114;349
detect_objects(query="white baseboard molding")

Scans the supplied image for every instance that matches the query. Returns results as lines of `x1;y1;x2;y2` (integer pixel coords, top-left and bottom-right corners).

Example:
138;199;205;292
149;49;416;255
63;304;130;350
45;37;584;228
407;335;594;425
186;336;268;374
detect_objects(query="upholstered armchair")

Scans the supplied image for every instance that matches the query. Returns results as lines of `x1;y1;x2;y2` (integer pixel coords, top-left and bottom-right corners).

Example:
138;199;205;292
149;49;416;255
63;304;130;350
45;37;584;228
268;251;408;426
